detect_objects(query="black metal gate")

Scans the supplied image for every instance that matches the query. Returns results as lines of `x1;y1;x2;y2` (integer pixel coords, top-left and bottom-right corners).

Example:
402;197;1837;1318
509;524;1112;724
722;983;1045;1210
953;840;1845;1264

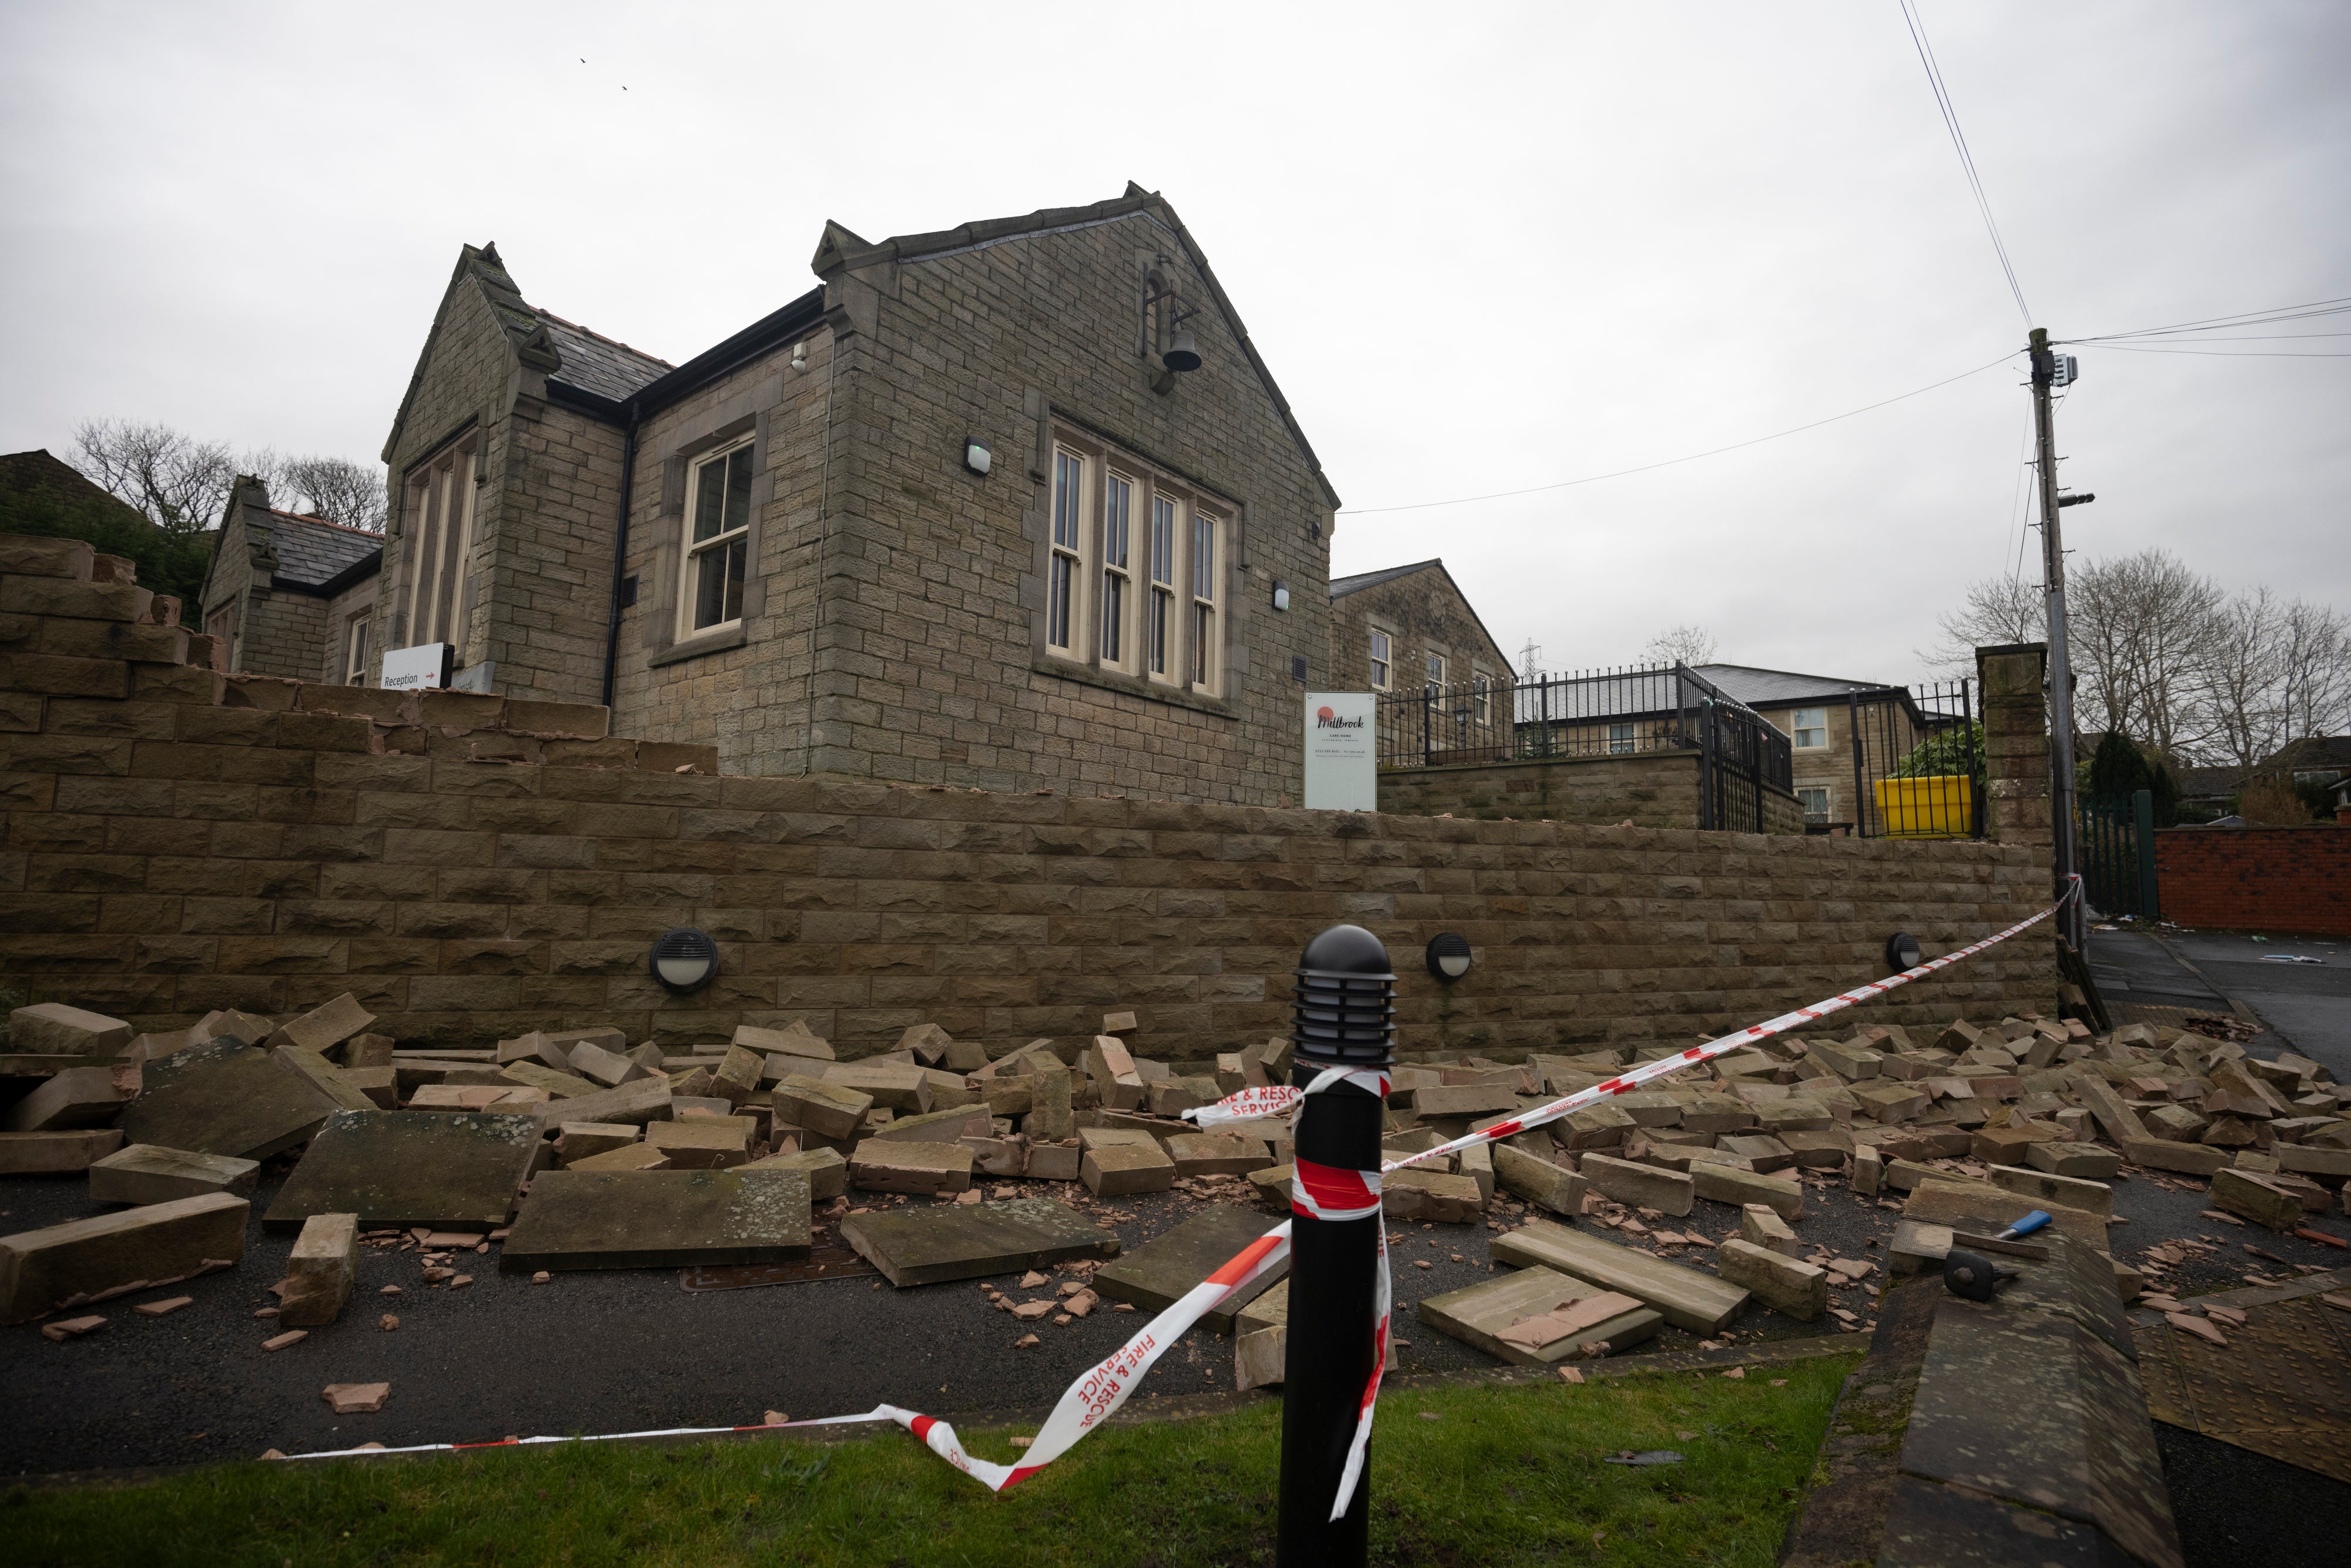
1843;681;1983;839
2080;790;2158;917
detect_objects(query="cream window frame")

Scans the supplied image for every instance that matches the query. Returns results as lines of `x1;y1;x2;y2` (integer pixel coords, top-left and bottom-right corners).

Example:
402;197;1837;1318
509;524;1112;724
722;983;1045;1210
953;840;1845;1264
1147;492;1178;680
1471;664;1494;723
1425;651;1448;691
1796;785;1833;822
343;615;370;685
1047;446;1089;655
1368;628;1392;691
1189;508;1221;693
1100;470;1136;671
1791;706;1828;750
398;434;478;651
678;437;755;640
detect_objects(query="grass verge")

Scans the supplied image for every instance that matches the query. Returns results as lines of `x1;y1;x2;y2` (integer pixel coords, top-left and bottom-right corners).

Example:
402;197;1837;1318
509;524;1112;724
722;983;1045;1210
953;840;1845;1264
6;1354;1856;1567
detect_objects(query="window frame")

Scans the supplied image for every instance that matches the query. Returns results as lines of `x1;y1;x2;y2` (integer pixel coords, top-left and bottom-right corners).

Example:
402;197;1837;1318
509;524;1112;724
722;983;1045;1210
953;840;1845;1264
1608;722;1636;755
343;615;370;686
1796;785;1833;822
1471;664;1494;724
677;436;755;641
396;433;478;652
1147;492;1177;680
1791;706;1828;750
1189;508;1220;693
1425;651;1448;692
1368;627;1392;692
1048;446;1087;655
1100;470;1136;670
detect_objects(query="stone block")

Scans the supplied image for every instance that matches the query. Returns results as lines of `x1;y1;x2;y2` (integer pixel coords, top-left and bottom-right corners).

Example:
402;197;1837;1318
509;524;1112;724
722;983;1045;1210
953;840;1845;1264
89;1143;258;1204
1985;1163;2113;1219
849;1139;973;1195
1416;1268;1659;1364
1092;1205;1287;1332
1491;1218;1749;1334
501;1168;811;1271
1081;1141;1175;1197
525;1078;673;1132
1560;1103;1636;1150
712;1044;765;1104
1;1065;127;1132
0;1191;247;1325
121;1039;338;1162
567;1041;648;1088
265;1109;540;1231
1025;1141;1082;1181
1808;1040;1884;1081
1414;1083;1522;1120
1853;1083;1928;1124
1740;1203;1799;1255
0;1128;125;1174
1972;1122;2065;1165
1166;1134;1271;1177
272;1044;379;1114
840;1197;1118;1286
1458;1138;1495;1201
736;1021;833;1061
1492;1143;1586;1216
1717;1133;1797;1173
741;1145;848;1200
568;1144;670;1171
1779;1128;1855;1168
2209;1167;2302;1231
647;1117;753;1170
1689;1162;1804;1220
264;993;374;1054
1580;1152;1694;1217
552;1123;638;1166
868;1106;990;1144
772;1074;874;1141
279;1212;358;1326
826;1062;932;1114
1382;1169;1485;1222
1246;1162;1294;1204
8;1003;131;1057
1853;1144;1884;1196
1717;1238;1828;1321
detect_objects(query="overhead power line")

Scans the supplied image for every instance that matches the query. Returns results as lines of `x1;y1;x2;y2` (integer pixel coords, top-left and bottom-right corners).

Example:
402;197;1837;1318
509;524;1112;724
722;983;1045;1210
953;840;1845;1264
1339;352;2021;516
2059;293;2351;343
1900;0;2032;326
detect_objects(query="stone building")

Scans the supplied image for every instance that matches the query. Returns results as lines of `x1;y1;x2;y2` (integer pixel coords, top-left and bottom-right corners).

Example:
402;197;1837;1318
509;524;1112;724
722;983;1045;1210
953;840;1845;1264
360;185;1342;804
1689;663;1932;828
195;477;383;685
1328;558;1511;704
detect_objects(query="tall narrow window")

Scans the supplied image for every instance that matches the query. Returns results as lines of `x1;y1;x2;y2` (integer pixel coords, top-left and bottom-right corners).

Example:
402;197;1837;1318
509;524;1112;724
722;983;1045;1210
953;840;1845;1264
1425;652;1447;691
344;617;370;685
1148;494;1176;677
1101;473;1132;664
1472;665;1493;723
681;443;752;635
1190;511;1217;688
1049;449;1083;651
1369;628;1391;691
401;437;477;649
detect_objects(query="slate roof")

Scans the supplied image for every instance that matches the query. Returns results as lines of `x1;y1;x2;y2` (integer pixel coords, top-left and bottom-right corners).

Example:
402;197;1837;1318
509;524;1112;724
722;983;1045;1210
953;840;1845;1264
262;508;381;589
539;311;672;403
1687;663;1897;708
1329;559;1443;599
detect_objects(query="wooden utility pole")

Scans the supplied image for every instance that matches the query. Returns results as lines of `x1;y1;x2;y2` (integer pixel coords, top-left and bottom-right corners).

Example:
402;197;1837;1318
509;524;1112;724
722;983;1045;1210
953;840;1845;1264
2028;327;2084;950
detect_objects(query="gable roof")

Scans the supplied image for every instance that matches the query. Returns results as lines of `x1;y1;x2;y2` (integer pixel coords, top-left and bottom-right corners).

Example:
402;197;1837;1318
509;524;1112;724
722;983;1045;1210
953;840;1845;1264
813;184;1341;512
1329;559;1443;599
260;508;381;591
1687;663;1899;708
537;311;672;403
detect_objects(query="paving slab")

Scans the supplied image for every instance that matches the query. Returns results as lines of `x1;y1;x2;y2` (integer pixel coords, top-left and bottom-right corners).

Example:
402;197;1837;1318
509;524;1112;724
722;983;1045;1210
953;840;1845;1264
119;1040;338;1163
839;1197;1119;1286
88;1144;259;1205
1490;1217;1749;1334
263;1110;540;1232
500;1168;811;1272
1;1192;248;1324
645;1117;753;1170
1091;1205;1287;1333
1416;1266;1661;1364
741;1146;848;1200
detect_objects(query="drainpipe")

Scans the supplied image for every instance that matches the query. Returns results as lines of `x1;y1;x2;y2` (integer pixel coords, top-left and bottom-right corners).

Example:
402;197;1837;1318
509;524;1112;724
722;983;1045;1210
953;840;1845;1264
600;409;639;709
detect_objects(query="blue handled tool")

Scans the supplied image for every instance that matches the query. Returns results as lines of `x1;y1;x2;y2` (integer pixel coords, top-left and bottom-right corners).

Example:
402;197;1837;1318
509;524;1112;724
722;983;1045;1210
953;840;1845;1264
1997;1211;2052;1242
1944;1212;2051;1302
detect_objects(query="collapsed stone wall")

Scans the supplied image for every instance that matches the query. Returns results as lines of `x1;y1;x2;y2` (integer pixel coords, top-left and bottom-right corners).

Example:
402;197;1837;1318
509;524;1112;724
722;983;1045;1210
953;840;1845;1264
0;532;2057;1053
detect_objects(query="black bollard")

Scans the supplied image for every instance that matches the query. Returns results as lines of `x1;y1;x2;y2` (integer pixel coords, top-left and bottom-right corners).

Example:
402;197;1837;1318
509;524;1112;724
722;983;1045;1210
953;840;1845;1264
1277;923;1396;1568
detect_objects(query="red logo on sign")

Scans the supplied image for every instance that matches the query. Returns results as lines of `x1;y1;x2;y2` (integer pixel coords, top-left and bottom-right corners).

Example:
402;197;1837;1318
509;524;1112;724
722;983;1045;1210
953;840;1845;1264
1317;706;1335;722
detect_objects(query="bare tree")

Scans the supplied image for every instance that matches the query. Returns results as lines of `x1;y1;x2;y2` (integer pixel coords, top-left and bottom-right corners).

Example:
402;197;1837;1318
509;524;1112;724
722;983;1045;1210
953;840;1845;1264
2064;549;2222;758
1643;624;1717;668
2198;587;2285;779
2277;599;2351;741
1918;573;2041;676
280;455;387;532
70;418;269;535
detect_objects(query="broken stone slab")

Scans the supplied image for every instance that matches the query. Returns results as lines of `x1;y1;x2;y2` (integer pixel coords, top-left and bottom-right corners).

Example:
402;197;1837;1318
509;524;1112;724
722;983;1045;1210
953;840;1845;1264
1235;1278;1289;1390
1901;1178;2110;1257
8;1003;132;1057
1381;1168;1483;1222
279;1212;358;1326
1740;1204;1799;1256
501;1168;811;1272
120;1040;339;1163
2209;1167;2303;1231
1580;1153;1694;1216
568;1144;671;1172
1716;1238;1828;1321
711;1045;765;1104
1778;1128;1856;1169
1;1065;127;1132
265;1110;541;1232
840;1196;1118;1286
1458;1140;1495;1202
553;1123;639;1165
869;1106;990;1144
1853;1145;1884;1196
1985;1163;2114;1219
735;1021;835;1061
741;1145;848;1200
1247;1162;1294;1204
772;1074;874;1141
825;1062;933;1115
1492;1144;1587;1216
1808;1040;1884;1081
1717;1133;1798;1174
1147;1077;1219;1119
1417;1268;1660;1365
264;993;374;1055
1559;1103;1636;1150
2025;1141;2122;1180
345;1067;397;1108
192;1008;277;1047
1092;1205;1288;1332
568;1040;651;1089
1082;1141;1176;1197
1490;1218;1749;1334
89;1144;259;1205
1084;1037;1145;1110
525;1077;672;1132
1026;1141;1081;1181
272;1043;379;1113
408;1084;545;1113
323;1382;390;1415
646;1117;753;1170
849;1139;973;1195
1166;1134;1272;1177
1689;1162;1804;1221
497;1061;601;1100
0;1128;125;1174
0;1192;248;1325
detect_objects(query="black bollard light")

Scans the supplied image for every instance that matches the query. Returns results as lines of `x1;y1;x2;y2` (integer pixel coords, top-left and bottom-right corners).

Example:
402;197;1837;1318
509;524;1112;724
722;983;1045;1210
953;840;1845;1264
1277;923;1396;1568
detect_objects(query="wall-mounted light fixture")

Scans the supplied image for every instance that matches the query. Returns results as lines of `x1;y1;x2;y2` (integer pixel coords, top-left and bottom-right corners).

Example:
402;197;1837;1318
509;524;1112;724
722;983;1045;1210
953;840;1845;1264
964;438;992;477
791;340;808;372
1424;932;1473;981
1885;932;1922;973
1272;579;1291;612
651;927;721;994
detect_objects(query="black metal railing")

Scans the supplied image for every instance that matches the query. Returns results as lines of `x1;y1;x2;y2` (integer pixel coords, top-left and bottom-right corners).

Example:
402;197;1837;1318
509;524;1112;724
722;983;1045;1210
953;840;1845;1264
1836;679;1982;839
1375;663;1793;831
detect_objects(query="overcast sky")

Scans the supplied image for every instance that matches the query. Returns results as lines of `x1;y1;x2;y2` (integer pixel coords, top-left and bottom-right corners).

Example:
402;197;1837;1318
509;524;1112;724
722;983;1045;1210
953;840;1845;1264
3;2;2343;685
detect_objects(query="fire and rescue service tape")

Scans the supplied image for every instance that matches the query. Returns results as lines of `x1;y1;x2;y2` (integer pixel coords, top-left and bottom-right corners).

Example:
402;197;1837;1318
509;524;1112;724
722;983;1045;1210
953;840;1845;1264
277;880;2079;1518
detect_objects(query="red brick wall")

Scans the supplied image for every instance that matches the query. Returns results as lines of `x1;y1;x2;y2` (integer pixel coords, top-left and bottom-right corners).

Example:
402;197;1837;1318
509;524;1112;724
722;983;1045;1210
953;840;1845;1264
2155;827;2351;937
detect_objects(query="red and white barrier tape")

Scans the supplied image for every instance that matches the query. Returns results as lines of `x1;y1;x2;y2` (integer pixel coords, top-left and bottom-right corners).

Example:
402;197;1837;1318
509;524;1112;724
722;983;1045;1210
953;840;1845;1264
280;882;2077;1509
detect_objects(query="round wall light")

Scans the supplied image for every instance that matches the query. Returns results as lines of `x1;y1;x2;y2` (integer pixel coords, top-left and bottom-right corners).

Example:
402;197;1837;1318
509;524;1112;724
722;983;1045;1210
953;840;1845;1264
1425;932;1473;982
1885;932;1922;973
651;927;721;994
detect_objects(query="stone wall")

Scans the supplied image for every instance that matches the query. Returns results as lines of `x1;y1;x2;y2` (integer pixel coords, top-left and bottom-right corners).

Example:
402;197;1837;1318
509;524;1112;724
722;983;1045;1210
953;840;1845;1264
1377;752;1807;836
0;531;2059;1054
2155;826;2351;937
1329;563;1510;699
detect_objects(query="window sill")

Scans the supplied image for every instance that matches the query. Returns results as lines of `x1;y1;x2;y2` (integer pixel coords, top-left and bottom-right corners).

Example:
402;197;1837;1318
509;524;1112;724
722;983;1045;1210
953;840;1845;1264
648;624;748;669
1033;654;1238;720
